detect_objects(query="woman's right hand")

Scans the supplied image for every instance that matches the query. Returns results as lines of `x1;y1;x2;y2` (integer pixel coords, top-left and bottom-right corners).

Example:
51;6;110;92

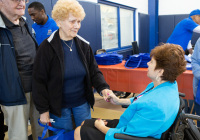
40;111;50;124
107;92;120;105
108;92;131;106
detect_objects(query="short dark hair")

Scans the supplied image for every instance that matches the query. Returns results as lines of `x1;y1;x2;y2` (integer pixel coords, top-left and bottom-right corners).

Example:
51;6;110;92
28;2;46;13
150;44;186;83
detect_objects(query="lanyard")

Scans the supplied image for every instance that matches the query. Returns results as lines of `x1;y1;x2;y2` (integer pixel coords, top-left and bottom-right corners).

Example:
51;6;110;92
133;86;154;102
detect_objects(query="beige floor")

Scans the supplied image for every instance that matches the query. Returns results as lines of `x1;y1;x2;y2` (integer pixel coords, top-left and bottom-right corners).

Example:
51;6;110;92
4;93;128;140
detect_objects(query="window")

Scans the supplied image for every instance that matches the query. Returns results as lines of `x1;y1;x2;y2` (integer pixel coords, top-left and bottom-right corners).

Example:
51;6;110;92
101;4;118;50
120;9;134;47
99;1;135;51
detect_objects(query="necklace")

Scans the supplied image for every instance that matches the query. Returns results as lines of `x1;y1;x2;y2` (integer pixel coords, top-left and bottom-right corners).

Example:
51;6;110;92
63;39;73;51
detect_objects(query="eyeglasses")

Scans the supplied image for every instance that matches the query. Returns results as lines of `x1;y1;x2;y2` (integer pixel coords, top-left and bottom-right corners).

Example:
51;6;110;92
11;0;29;3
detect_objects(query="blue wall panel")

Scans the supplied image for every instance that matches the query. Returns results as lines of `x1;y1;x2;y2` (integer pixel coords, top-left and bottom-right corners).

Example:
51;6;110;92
139;13;149;53
158;15;174;44
52;0;57;6
174;15;188;25
78;1;102;54
192;32;200;45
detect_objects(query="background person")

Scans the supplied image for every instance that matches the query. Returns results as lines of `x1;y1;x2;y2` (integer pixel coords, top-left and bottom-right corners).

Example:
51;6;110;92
74;44;187;140
0;107;8;140
167;9;200;54
0;1;8;139
191;37;200;127
28;1;58;45
32;0;112;134
0;0;44;139
167;9;200;115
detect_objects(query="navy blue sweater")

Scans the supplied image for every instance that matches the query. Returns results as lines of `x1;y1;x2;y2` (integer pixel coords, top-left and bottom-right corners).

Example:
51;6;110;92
61;39;87;108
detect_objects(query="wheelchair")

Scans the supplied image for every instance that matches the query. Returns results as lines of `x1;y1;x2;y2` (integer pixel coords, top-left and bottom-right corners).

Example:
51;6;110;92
114;93;200;140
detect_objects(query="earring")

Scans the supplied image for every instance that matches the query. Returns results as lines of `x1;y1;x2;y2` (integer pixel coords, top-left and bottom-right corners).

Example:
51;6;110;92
156;75;160;82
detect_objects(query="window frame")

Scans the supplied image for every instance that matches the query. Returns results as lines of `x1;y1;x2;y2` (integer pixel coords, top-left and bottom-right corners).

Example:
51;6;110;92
98;0;136;52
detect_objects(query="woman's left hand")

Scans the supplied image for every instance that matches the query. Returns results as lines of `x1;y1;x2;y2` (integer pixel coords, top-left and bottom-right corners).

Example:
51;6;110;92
95;119;110;134
95;118;107;129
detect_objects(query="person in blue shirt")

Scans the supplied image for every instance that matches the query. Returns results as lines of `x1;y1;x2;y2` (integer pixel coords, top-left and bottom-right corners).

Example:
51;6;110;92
167;9;200;54
28;2;58;45
191;37;200;127
74;44;187;140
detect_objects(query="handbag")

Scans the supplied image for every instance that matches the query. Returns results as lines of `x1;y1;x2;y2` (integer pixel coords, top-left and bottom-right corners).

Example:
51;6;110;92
38;119;74;140
125;53;151;69
94;52;123;65
195;80;200;105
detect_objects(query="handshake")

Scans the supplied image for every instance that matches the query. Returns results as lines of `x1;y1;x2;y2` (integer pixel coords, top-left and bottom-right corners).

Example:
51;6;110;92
100;89;131;106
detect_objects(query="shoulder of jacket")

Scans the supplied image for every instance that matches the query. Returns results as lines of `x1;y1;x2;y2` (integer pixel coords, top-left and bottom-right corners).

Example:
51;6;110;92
47;30;57;43
0;14;6;28
76;35;90;45
22;16;26;21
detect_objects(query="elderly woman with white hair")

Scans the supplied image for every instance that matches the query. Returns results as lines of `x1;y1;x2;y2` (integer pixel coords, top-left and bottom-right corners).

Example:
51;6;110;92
32;0;112;133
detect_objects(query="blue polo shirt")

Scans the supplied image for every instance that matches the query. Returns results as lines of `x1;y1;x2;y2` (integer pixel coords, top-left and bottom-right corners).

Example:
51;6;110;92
167;17;198;50
32;15;58;45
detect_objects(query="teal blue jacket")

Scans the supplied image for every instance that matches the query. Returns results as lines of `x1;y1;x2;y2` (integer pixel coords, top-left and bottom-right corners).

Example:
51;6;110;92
106;81;180;139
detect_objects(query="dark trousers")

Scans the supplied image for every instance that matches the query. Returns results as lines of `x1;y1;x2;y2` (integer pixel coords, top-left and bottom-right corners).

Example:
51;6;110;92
194;98;200;127
0;107;5;140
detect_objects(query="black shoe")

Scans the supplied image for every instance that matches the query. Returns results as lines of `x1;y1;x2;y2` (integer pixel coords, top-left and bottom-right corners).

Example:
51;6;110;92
113;91;124;97
3;125;8;133
120;92;131;98
28;134;33;140
0;134;5;140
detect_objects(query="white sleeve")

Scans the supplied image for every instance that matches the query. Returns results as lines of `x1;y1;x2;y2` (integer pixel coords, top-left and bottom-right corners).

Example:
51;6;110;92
32;28;35;35
187;40;192;50
76;34;90;44
193;26;200;33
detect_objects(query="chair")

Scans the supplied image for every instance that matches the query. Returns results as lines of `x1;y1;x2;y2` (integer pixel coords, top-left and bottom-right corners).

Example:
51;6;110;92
96;49;106;55
132;41;139;55
114;93;200;140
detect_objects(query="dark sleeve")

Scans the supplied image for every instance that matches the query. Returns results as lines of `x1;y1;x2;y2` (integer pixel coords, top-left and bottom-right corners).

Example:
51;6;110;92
87;46;110;93
32;40;52;114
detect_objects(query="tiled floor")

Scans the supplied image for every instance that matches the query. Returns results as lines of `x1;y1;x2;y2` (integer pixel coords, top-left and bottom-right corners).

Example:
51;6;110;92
4;93;128;140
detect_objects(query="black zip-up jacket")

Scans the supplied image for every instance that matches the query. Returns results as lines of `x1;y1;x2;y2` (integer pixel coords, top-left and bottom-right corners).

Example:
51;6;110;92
32;30;109;117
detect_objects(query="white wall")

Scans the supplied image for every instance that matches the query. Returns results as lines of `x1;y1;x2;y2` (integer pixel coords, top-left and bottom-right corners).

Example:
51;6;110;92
159;0;200;15
80;0;148;14
106;0;148;14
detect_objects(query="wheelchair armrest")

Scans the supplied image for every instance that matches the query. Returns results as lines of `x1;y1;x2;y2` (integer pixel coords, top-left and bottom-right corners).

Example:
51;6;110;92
179;92;185;97
182;113;200;121
114;133;159;140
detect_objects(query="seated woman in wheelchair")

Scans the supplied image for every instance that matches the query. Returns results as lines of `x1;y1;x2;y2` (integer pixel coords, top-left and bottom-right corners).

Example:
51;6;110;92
74;44;187;140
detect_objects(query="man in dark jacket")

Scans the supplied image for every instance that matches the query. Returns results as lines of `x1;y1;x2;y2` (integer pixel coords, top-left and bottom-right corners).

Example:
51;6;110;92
0;0;44;139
